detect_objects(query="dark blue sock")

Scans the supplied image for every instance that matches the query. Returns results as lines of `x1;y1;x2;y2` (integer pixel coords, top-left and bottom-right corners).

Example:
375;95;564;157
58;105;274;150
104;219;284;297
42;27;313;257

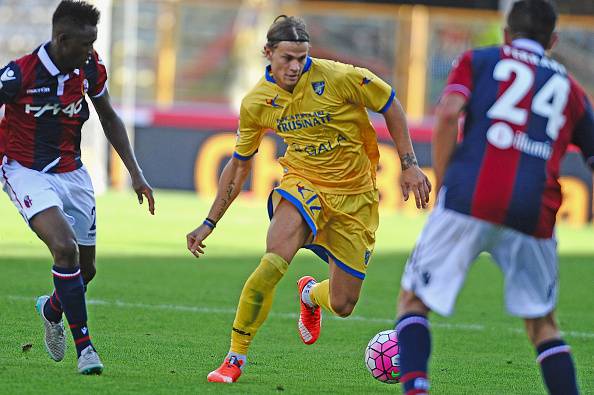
537;339;579;395
52;266;94;357
42;290;63;323
396;314;431;395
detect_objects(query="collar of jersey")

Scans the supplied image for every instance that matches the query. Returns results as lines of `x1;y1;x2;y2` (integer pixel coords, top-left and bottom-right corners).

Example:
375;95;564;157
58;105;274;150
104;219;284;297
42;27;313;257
511;38;545;55
38;42;80;77
265;56;312;84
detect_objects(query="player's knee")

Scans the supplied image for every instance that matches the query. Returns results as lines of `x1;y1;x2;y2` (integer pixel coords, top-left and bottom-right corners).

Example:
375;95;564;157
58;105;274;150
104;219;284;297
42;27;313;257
50;238;79;267
398;289;429;316
525;313;559;346
330;297;358;318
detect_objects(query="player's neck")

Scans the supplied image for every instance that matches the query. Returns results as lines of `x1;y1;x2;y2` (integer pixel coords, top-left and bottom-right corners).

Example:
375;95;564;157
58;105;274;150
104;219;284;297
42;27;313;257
46;42;74;74
278;83;296;93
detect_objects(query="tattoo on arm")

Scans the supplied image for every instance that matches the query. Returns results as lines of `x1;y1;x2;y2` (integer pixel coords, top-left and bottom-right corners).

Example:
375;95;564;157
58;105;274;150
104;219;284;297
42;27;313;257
216;182;236;219
401;153;418;170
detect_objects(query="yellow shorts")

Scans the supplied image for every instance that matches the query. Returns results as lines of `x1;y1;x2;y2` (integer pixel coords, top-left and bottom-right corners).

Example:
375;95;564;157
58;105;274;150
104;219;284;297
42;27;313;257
267;176;379;279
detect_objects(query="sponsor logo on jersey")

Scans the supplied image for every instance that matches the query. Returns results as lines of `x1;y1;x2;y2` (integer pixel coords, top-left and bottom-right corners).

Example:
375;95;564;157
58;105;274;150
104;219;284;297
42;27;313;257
290;134;347;157
25;98;84;118
276;111;332;133
26;87;51;95
266;94;282;108
486;122;553;160
311;81;325;96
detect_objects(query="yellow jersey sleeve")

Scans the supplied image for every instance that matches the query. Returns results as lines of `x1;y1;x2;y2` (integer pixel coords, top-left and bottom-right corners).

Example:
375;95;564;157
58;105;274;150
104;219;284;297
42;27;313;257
339;66;395;113
233;101;265;160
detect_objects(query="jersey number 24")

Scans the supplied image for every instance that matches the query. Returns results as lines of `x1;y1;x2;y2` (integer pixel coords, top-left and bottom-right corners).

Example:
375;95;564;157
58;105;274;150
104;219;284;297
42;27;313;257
487;58;570;141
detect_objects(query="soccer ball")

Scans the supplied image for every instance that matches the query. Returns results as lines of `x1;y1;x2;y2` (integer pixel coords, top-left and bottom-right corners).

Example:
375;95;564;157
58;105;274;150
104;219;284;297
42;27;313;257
364;329;400;384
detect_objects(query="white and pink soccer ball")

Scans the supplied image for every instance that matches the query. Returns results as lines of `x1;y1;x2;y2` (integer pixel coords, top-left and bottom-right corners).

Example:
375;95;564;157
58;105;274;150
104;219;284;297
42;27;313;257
364;329;400;384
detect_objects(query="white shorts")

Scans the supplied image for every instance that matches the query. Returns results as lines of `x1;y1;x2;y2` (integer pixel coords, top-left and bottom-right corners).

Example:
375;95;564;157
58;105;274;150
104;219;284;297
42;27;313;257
401;207;558;319
1;157;96;245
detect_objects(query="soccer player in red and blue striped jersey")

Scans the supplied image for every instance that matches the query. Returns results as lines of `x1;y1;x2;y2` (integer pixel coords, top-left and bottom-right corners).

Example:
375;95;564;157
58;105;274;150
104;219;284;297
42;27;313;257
0;1;155;374
397;1;593;394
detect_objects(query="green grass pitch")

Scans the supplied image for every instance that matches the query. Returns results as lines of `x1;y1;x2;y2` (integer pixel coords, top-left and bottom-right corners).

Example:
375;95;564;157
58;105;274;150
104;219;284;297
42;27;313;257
0;190;592;394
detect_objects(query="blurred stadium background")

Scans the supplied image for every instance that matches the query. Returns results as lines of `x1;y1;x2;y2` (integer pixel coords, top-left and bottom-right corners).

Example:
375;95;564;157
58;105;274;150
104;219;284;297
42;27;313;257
1;0;593;225
1;2;593;393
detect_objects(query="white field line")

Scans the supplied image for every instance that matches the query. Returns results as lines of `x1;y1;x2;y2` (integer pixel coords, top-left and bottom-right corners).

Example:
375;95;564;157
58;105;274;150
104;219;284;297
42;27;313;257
6;295;594;339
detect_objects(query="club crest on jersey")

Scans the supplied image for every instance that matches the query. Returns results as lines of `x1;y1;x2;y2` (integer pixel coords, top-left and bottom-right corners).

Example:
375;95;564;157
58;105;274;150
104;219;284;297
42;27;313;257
266;94;282;108
312;81;325;96
24;195;33;208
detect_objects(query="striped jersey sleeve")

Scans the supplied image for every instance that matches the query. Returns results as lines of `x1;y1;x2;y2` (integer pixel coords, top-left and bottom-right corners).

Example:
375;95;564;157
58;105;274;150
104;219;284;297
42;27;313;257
443;50;473;100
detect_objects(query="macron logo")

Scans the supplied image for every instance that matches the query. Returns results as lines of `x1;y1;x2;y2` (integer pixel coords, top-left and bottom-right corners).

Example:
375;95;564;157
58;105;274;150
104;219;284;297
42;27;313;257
0;67;16;82
26;87;51;95
81;327;88;335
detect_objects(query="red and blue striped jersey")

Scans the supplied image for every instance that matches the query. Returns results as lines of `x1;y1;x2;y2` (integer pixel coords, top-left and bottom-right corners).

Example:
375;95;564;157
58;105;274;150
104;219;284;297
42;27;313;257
442;40;594;238
0;43;107;173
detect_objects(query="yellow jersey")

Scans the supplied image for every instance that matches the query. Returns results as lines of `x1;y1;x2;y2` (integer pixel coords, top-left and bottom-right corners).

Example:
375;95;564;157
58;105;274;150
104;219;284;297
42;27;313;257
234;57;394;194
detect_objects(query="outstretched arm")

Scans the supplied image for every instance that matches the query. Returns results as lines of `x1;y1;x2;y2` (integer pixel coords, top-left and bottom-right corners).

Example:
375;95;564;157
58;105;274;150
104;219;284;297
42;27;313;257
382;99;432;209
186;156;253;257
433;93;466;193
91;92;155;215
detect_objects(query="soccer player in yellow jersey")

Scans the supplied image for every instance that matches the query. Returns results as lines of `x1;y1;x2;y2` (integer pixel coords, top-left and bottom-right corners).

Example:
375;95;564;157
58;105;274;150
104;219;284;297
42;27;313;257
186;15;431;383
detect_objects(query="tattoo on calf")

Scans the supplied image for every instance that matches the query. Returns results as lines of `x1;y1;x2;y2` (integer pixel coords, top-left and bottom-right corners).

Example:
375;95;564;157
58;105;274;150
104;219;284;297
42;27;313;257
401;153;418;170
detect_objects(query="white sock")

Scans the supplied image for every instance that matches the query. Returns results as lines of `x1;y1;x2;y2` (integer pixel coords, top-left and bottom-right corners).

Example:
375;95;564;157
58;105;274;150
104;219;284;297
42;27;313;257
227;352;247;370
301;280;317;308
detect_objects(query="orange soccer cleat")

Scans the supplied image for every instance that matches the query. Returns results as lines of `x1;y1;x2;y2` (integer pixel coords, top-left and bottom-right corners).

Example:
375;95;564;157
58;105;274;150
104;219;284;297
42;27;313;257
297;276;322;345
207;356;243;383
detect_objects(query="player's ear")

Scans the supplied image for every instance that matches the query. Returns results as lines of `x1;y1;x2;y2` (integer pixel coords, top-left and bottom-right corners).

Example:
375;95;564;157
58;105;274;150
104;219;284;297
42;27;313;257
263;46;273;62
56;32;69;47
547;32;558;51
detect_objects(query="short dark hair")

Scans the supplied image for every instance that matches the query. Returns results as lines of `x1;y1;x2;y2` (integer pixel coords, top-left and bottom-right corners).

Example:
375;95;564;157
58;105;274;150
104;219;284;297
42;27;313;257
506;0;557;47
265;15;310;49
52;0;100;29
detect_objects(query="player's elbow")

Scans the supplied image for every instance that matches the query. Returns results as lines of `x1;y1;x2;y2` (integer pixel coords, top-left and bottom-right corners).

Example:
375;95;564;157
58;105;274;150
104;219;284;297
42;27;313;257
435;103;461;124
435;94;465;124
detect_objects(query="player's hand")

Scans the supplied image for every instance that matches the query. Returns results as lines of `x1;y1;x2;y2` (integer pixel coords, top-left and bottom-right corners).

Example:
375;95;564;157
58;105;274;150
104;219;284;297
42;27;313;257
131;172;155;215
186;224;212;258
400;166;432;209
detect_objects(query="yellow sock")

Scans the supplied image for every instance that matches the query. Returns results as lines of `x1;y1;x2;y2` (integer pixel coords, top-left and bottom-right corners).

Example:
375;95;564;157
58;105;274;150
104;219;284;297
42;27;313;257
230;253;288;355
310;279;338;316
